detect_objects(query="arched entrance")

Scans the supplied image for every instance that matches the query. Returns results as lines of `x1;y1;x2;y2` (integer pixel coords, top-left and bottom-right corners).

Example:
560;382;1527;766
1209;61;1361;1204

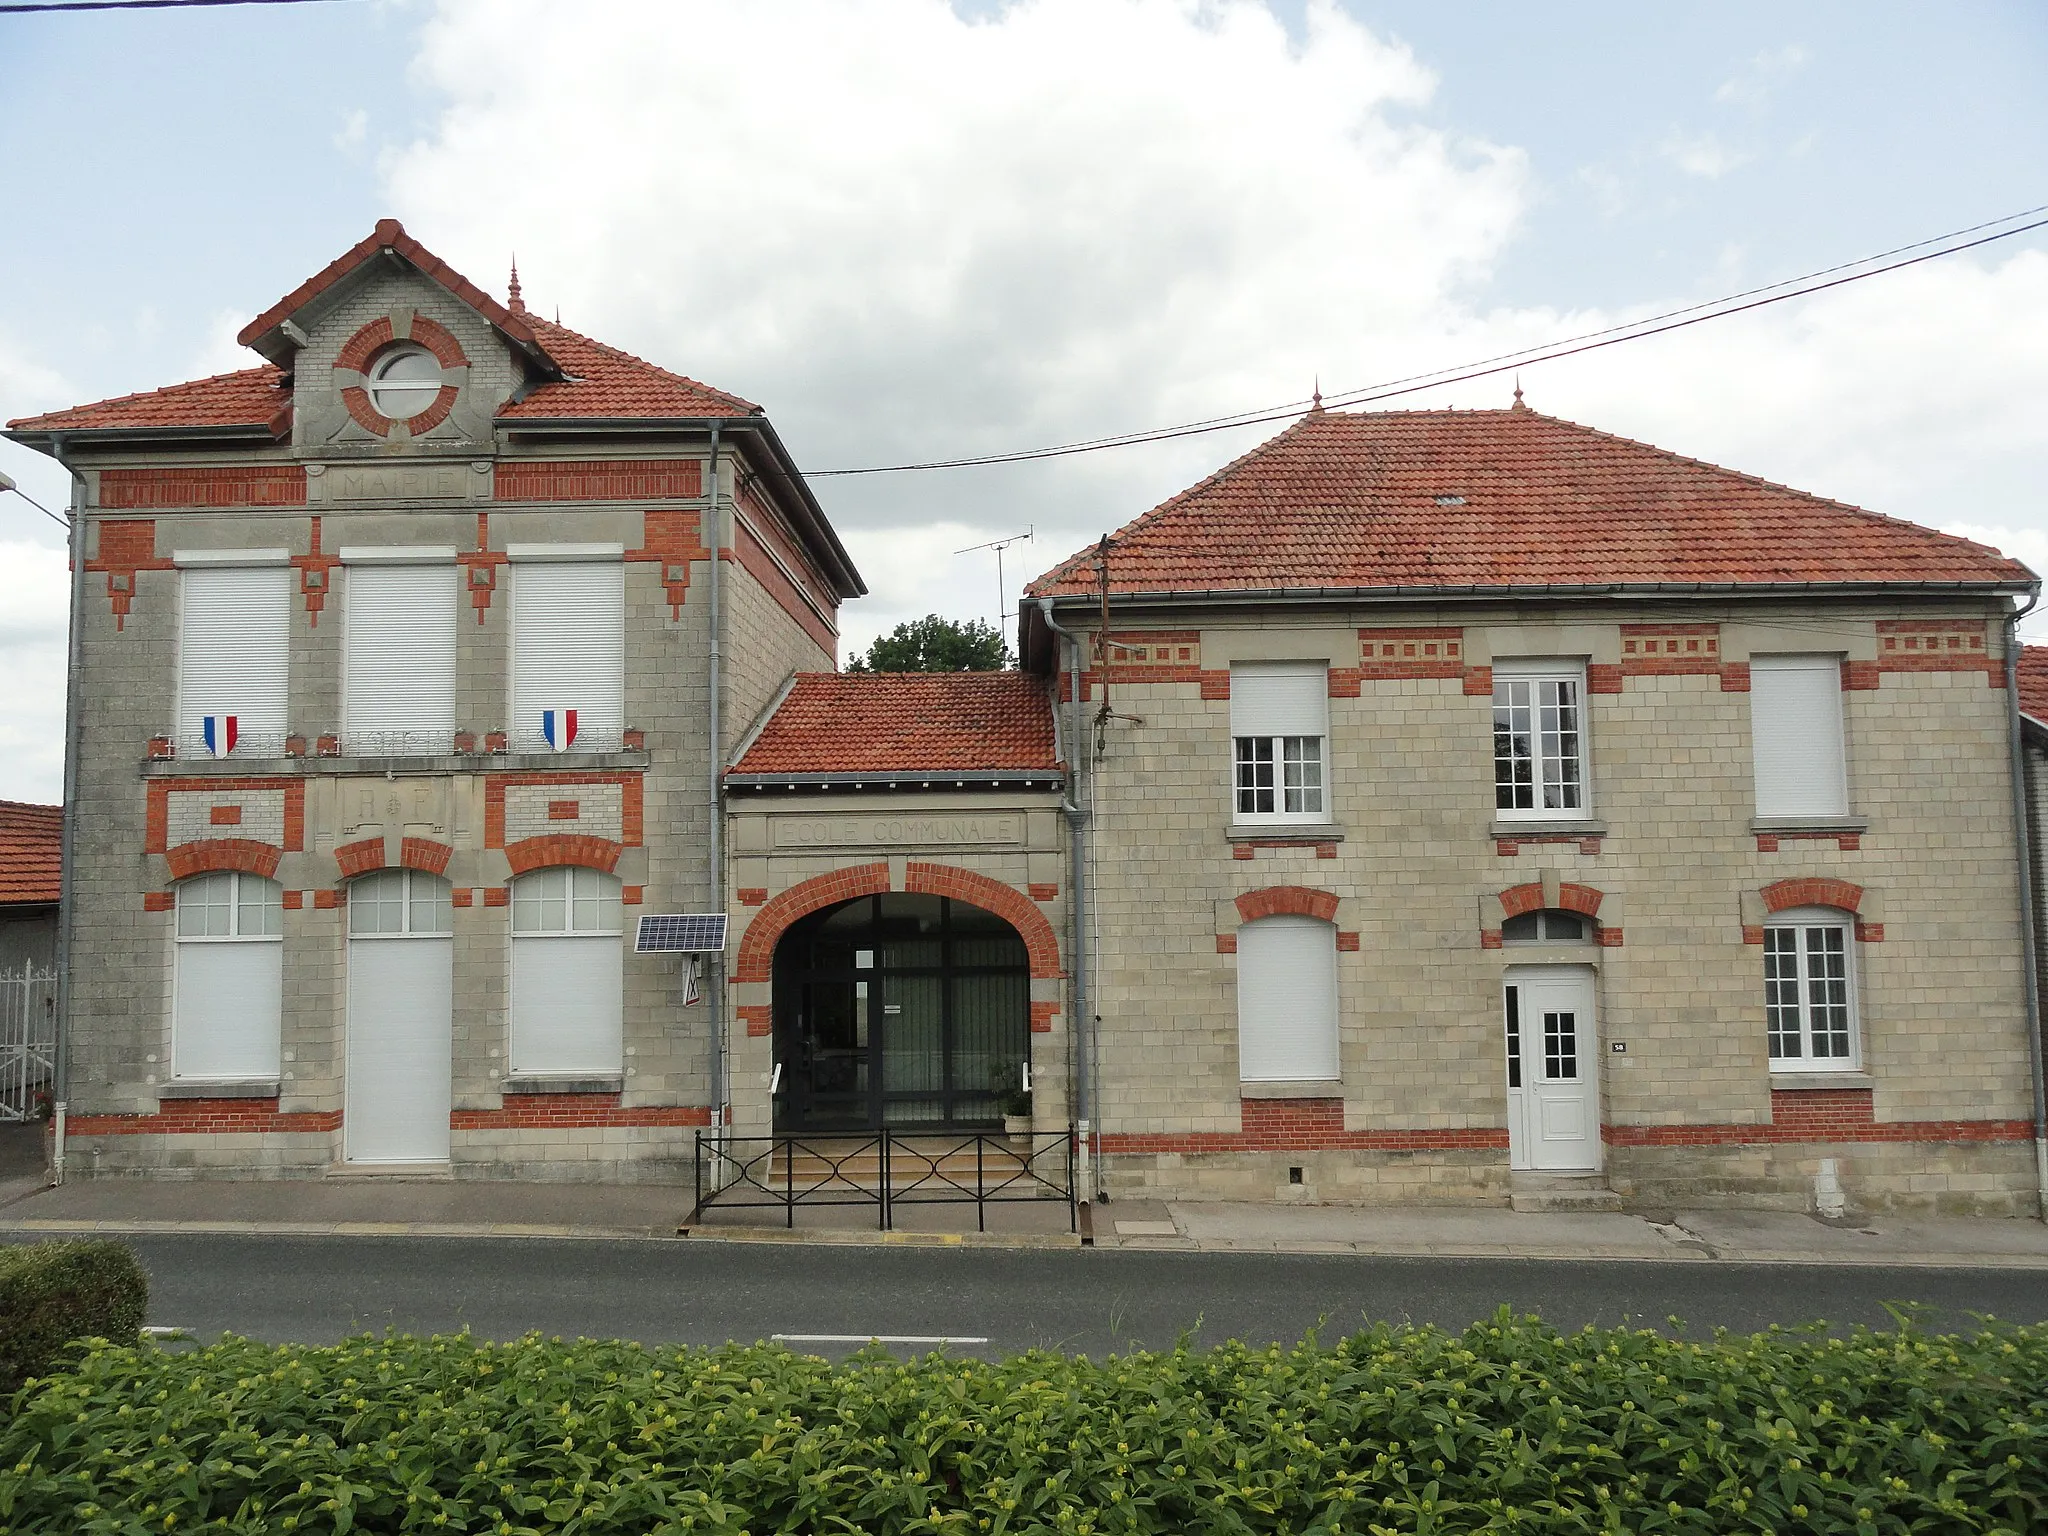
774;892;1030;1132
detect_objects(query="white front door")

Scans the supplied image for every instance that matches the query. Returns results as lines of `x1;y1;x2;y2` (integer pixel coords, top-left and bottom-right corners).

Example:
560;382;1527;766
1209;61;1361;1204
345;872;454;1164
1503;966;1600;1171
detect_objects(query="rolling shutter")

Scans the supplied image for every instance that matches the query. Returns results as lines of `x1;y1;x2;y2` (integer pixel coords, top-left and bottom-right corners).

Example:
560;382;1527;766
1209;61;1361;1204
510;934;624;1075
1229;663;1328;738
346;934;454;1162
511;561;624;751
173;940;283;1080
1751;656;1848;818
344;561;456;755
1236;915;1340;1082
177;566;289;756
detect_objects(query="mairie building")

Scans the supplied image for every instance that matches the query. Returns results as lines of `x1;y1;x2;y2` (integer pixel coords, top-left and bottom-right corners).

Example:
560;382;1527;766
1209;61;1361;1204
12;222;2045;1216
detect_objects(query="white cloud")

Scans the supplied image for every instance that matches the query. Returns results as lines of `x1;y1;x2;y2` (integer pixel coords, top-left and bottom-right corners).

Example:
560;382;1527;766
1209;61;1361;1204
1660;131;1748;180
0;541;68;805
334;108;369;152
188;307;260;381
1715;44;1809;109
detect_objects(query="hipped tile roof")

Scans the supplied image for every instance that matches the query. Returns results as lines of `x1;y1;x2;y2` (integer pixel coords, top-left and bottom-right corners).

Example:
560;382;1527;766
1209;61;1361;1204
731;673;1061;777
1029;406;2033;597
504;317;757;419
0;801;61;906
2019;646;2048;725
6;366;290;435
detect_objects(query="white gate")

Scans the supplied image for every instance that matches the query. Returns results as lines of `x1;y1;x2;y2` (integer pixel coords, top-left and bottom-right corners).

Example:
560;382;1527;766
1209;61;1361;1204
0;964;57;1122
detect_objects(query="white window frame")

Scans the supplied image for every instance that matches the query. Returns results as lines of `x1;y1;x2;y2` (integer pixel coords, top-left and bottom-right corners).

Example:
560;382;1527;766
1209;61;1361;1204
366;345;444;420
171;871;284;1082
1749;654;1850;820
347;868;455;939
508;552;626;754
1493;660;1589;821
1763;905;1861;1071
1230;662;1329;825
174;556;291;759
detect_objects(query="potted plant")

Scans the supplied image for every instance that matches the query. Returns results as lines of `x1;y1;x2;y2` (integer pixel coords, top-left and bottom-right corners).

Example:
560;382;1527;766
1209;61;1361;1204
990;1059;1033;1139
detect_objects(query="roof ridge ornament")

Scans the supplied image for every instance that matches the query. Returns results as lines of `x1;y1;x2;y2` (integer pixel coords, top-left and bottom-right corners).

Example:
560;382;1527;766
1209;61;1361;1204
1310;375;1323;414
508;257;524;314
1512;376;1527;411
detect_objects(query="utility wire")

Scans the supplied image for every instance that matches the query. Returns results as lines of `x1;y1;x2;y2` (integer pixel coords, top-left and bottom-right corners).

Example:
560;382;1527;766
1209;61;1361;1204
0;0;348;12
811;204;2048;477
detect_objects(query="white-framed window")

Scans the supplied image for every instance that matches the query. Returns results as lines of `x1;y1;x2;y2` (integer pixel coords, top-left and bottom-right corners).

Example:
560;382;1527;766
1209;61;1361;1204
510;554;625;753
342;554;457;756
348;869;454;938
1235;914;1340;1081
1493;662;1587;818
509;866;624;1076
366;346;444;420
1750;655;1849;819
1500;909;1593;944
1230;663;1328;823
1763;906;1860;1069
172;871;283;1080
176;560;290;758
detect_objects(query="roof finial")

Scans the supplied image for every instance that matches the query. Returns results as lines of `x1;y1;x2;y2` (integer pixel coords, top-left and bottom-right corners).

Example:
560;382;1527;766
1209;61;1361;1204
1511;375;1526;411
1310;375;1323;414
507;256;525;314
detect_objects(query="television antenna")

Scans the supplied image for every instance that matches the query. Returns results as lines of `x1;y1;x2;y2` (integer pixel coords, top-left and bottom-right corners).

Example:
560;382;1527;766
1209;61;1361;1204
954;528;1033;630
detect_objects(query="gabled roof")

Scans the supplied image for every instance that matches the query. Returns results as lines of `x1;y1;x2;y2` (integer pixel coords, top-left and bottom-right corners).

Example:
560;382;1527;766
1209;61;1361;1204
505;316;757;420
729;672;1061;781
6;366;290;437
2020;646;2048;727
1028;405;2035;599
0;801;61;906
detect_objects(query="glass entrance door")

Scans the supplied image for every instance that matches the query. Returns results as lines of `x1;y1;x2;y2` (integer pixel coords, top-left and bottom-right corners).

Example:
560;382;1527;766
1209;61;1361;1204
774;893;1029;1132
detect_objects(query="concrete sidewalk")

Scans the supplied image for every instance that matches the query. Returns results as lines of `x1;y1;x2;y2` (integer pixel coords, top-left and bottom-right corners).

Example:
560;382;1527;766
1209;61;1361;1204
2;1171;2047;1266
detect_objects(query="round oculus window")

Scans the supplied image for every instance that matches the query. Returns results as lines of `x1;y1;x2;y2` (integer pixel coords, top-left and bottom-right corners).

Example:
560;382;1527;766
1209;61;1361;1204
365;346;444;419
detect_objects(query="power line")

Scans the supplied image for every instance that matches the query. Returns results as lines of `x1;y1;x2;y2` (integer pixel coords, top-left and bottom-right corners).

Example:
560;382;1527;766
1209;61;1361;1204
810;204;2048;477
0;0;349;12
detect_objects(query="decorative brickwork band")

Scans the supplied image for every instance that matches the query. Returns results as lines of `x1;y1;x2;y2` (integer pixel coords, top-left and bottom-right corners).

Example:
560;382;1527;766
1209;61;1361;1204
99;466;307;510
1499;882;1604;919
451;1096;712;1130
739;1005;774;1038
1607;1104;2028;1146
496;459;706;502
482;888;510;907
1719;662;1751;692
1028;883;1059;902
1618;624;1721;676
1098;1098;1509;1155
66;1099;341;1136
1462;666;1493;696
504;834;624;876
737;888;768;906
1586;663;1623;695
1199;671;1232;700
143;891;174;912
1356;627;1465;681
734;864;892;983
456;512;506;624
1234;886;1339;924
165;839;282;881
400;837;453;876
333;838;387;879
1874;619;1998;684
147;779;305;856
1761;877;1863;914
904;863;1064;980
85;519;174;630
629;509;712;619
484;773;644;850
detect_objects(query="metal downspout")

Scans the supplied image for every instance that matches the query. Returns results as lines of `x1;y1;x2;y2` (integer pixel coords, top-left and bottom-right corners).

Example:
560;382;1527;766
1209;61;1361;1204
2004;600;2048;1220
50;434;83;1183
706;425;727;1142
1035;598;1093;1208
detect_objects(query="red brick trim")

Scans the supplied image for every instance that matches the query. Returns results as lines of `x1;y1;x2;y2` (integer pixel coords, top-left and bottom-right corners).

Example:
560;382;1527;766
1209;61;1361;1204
1095;630;1204;685
1719;662;1751;692
1028;883;1059;902
146;779;305;856
482;887;510;907
408;384;461;436
1463;666;1493;696
339;384;393;438
85;519;175;630
1596;928;1625;948
905;863;1064;980
1840;660;1881;691
313;889;344;910
406;314;471;370
335;316;396;374
1480;929;1502;949
1874;619;1997;683
67;1099;341;1136
1586;663;1623;695
208;805;243;826
99;466;307;510
1030;1000;1059;1033
282;890;304;910
1216;933;1238;954
1499;882;1604;919
401;837;453;875
1356;627;1465;681
1496;834;1603;857
1327;668;1361;699
484;773;644;850
739;1004;773;1038
1618;624;1721;676
1606;1114;2030;1147
1335;931;1360;951
165;839;282;881
451;887;473;908
495;459;705;503
734;864;892;983
1234;886;1338;924
1199;671;1231;700
1761;877;1862;914
334;837;386;878
1742;924;1766;945
504;834;624;876
1231;839;1339;859
621;885;644;906
547;800;580;821
451;1096;712;1130
143;891;175;912
628;508;712;620
737;888;768;907
1099;1100;1509;1155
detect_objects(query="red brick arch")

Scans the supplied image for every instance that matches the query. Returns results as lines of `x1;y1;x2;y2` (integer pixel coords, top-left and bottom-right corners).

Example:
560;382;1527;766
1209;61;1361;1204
505;834;624;876
1499;881;1604;919
1234;886;1338;924
1762;877;1863;914
165;839;281;881
904;863;1063;980
734;864;892;983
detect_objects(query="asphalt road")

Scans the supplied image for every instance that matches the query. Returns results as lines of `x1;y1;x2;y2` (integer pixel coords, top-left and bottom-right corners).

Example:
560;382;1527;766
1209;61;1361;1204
79;1234;2048;1355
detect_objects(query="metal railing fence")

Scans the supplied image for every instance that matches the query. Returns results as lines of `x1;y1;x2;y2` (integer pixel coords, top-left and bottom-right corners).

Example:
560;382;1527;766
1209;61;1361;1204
0;964;56;1123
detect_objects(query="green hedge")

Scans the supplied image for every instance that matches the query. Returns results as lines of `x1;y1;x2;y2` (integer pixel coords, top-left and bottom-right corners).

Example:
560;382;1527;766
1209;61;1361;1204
0;1242;146;1400
0;1310;2043;1533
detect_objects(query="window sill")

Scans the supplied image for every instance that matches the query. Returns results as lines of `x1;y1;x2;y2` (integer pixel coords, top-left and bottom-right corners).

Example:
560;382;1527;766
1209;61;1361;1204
1239;1079;1343;1099
142;750;652;778
1226;824;1344;843
1490;818;1606;838
160;1079;280;1099
501;1075;624;1095
1769;1071;1873;1091
1750;817;1868;834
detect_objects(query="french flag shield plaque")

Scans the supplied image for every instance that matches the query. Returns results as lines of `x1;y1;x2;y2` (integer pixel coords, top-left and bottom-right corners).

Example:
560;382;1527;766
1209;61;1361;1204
542;708;579;751
201;715;238;757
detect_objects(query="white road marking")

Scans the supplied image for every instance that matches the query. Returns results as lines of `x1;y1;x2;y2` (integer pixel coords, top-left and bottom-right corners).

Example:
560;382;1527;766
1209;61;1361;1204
773;1333;988;1345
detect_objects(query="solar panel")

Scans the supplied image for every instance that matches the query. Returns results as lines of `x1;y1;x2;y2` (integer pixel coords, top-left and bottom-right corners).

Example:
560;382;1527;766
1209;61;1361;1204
634;914;729;954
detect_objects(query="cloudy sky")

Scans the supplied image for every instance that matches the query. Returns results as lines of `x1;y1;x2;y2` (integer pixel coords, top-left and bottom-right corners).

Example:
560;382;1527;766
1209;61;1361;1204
2;0;2046;804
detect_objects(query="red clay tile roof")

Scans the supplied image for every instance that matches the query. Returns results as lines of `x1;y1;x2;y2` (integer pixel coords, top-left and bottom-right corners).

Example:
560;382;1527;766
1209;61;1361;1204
1029;406;2034;597
2020;646;2048;724
504;316;757;419
7;366;289;435
731;673;1061;777
0;801;60;906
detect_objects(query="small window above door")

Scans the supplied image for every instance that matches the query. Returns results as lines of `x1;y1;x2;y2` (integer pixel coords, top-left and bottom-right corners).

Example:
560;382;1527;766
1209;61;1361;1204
1500;909;1592;944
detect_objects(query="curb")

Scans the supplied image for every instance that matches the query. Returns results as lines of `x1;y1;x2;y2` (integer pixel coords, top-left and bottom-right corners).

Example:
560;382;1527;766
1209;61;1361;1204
679;1224;1083;1250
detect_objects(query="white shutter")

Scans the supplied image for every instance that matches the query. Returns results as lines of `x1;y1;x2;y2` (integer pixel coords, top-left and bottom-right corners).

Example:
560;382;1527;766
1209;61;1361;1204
173;940;283;1079
1229;663;1328;737
1751;656;1848;818
510;934;623;1074
344;562;456;754
511;562;624;751
177;566;289;756
1236;915;1340;1081
345;935;453;1162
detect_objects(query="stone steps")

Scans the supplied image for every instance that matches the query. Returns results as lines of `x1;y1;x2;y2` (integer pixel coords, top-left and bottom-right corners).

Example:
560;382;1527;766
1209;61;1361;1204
1508;1174;1624;1214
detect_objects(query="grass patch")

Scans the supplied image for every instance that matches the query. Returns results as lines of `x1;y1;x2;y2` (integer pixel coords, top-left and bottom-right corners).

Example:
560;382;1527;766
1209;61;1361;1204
0;1309;2042;1532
